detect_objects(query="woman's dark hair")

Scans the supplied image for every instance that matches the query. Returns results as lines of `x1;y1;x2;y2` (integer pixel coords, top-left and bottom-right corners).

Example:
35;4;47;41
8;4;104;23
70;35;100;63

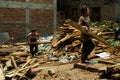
81;6;88;15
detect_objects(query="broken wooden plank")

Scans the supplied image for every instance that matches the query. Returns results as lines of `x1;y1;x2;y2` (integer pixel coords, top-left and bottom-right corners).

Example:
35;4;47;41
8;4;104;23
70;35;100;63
111;73;120;80
0;68;5;80
52;31;80;48
53;34;71;48
11;56;17;69
98;32;114;36
10;52;29;57
21;59;32;68
6;59;12;68
14;41;52;46
0;57;10;62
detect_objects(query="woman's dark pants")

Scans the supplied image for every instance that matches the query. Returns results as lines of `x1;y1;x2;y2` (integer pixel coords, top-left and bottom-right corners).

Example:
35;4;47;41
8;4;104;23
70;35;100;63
81;39;95;62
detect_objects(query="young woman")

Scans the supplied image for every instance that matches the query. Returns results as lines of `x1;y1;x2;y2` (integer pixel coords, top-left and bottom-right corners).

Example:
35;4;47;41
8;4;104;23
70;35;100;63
78;6;95;63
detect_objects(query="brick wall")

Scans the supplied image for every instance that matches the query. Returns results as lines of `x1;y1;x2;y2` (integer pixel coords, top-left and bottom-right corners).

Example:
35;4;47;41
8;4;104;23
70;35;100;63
101;5;114;20
0;8;25;21
0;0;54;42
79;0;119;21
30;9;53;24
2;0;25;2
0;24;26;40
2;0;52;3
30;9;54;36
30;0;53;3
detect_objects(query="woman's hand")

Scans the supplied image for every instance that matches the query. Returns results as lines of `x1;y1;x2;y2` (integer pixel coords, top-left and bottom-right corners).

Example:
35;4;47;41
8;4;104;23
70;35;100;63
81;26;89;33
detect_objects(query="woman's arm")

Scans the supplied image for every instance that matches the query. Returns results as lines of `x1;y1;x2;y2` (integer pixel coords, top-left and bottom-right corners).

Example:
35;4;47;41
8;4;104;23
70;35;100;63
78;17;88;32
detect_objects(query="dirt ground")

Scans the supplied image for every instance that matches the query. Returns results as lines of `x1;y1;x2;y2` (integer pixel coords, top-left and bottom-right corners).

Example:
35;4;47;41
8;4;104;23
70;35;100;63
32;60;100;80
32;64;99;80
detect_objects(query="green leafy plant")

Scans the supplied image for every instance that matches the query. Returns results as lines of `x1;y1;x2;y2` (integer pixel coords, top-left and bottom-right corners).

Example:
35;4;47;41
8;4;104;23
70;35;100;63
107;40;120;47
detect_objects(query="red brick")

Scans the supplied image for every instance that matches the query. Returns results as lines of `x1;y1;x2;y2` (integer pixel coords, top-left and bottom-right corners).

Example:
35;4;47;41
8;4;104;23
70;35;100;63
30;0;53;3
30;25;54;36
0;8;25;21
30;9;53;24
3;0;25;2
0;24;26;37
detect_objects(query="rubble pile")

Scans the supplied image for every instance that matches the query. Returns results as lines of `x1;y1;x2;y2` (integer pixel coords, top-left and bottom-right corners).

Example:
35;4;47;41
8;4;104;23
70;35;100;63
0;41;52;80
51;24;82;60
50;22;113;63
0;20;120;80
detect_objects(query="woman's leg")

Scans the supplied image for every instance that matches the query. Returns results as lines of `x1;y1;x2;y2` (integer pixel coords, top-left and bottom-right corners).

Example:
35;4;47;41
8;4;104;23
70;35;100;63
81;39;95;63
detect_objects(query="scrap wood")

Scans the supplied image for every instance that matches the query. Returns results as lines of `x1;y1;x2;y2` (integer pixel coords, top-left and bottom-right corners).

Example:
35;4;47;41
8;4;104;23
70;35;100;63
0;64;4;71
6;59;12;68
111;63;120;68
15;63;41;79
11;56;17;69
53;34;71;48
3;66;7;72
5;66;29;79
0;45;11;48
52;31;80;48
59;26;75;33
100;63;120;79
14;41;52;46
21;59;32;68
26;56;31;61
21;58;37;68
16;59;27;64
65;19;111;46
0;68;5;80
106;55;120;60
111;73;120;80
102;46;120;53
29;58;37;65
97;32;114;39
98;32;114;36
0;57;9;62
10;52;29;57
18;67;31;79
95;46;115;54
19;62;42;79
5;59;40;79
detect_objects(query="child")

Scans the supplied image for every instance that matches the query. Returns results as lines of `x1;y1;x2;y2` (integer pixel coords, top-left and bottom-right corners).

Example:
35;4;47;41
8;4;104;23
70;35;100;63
26;29;39;57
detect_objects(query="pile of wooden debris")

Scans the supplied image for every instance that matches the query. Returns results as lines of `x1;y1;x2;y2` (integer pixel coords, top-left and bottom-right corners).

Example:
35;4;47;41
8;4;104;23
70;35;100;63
0;42;52;80
50;20;115;60
0;20;120;80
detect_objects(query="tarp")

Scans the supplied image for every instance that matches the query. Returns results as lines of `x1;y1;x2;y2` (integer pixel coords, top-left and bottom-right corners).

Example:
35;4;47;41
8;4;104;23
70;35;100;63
0;32;10;44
